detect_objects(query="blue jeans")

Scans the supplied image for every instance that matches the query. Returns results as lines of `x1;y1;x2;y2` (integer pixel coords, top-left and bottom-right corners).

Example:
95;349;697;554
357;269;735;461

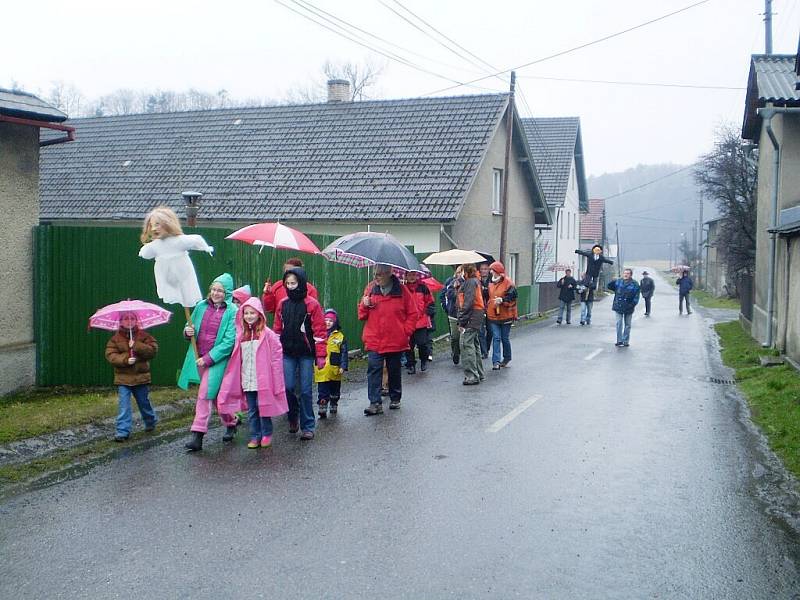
245;391;273;439
116;384;157;437
367;351;402;405
488;321;512;365
558;300;572;323
283;355;315;433
581;301;593;324
615;312;633;344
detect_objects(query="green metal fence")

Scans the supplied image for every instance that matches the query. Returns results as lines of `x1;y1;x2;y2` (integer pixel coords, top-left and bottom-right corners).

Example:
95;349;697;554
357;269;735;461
33;225;458;386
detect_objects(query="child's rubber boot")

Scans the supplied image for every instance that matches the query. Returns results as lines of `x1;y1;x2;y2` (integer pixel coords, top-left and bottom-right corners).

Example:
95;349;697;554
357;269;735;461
318;399;328;419
247;439;259;449
260;435;272;448
185;431;204;452
222;416;240;442
329;399;338;415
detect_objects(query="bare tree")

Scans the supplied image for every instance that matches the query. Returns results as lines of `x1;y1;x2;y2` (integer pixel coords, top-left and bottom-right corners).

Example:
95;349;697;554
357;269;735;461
46;81;86;117
286;58;385;104
693;124;758;293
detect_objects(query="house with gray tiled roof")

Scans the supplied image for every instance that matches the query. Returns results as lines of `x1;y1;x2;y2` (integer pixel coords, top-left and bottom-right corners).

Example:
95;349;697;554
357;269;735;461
521;117;588;302
740;49;800;363
1;88;72;395
40;89;551;295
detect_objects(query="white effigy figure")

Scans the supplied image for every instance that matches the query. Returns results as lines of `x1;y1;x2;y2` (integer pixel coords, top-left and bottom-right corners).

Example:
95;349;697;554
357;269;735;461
138;206;213;357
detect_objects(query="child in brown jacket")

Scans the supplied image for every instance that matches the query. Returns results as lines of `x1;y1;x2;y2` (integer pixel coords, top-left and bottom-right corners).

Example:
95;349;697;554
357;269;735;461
105;313;159;442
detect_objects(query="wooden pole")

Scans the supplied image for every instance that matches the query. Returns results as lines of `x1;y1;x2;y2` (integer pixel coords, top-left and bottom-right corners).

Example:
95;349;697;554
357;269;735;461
498;71;516;264
184;306;199;359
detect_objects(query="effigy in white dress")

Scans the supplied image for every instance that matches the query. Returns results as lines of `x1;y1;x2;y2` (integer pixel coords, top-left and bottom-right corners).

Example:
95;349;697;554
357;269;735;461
138;234;214;307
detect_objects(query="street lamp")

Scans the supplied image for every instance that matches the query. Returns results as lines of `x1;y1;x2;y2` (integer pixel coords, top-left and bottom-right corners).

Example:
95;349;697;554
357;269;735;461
182;191;203;227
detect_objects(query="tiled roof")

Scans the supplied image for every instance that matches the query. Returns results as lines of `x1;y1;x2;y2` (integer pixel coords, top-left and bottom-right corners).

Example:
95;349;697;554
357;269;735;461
579;198;604;242
40;94;512;222
742;54;800;140
521;117;588;211
0;88;67;123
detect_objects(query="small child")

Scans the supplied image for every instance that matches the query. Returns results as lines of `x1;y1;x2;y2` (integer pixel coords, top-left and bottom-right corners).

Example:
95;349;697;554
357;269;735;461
218;298;288;449
104;312;159;442
232;284;252;307
314;309;348;418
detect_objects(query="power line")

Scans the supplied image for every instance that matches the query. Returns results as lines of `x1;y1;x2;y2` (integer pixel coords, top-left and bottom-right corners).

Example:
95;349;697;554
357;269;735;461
517;74;744;90
273;0;503;92
601;163;698;200
424;0;713;96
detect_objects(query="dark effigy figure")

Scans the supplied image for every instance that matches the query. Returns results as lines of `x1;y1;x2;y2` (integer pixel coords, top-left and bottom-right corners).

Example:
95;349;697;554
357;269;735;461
575;244;614;289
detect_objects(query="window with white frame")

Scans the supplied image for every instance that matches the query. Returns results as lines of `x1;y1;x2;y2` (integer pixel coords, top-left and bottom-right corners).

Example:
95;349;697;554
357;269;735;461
492;169;502;214
509;253;519;283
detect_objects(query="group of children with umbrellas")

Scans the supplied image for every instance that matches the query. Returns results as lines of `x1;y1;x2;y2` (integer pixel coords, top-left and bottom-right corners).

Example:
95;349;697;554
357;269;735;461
95;207;521;451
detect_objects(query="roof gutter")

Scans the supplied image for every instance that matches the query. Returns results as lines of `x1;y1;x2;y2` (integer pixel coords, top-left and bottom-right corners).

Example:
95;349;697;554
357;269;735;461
757;106;800;347
0;114;76;146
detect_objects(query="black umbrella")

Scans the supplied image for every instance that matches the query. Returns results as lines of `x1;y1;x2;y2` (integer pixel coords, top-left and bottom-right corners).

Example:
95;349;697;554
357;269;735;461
321;232;422;272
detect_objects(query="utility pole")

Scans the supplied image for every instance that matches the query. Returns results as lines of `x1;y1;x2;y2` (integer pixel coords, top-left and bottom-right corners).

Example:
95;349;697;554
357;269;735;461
765;0;773;54
615;222;621;276
698;198;704;288
498;71;515;264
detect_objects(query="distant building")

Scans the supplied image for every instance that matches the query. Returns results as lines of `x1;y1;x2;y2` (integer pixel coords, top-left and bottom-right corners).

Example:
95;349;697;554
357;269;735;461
0;88;73;395
741;49;800;362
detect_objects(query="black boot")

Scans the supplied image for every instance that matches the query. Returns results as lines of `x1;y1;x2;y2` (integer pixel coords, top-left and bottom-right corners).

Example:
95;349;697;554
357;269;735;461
222;425;237;442
185;431;204;452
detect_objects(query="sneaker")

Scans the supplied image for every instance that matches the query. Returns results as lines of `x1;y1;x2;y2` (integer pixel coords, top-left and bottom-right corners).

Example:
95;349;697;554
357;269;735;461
364;403;384;416
407;364;416;375
260;436;272;448
479;375;486;381
113;435;128;443
615;342;623;347
623;342;630;347
247;439;260;449
556;320;562;325
300;431;314;441
566;321;571;325
500;361;511;368
288;419;300;433
463;378;480;386
580;321;585;326
687;311;692;315
481;353;488;359
144;423;156;432
329;402;338;415
492;363;501;370
389;398;401;409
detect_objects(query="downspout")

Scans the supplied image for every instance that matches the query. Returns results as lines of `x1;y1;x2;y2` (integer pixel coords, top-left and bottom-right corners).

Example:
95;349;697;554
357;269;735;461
0;114;76;146
783;237;791;352
757;106;800;347
440;224;458;249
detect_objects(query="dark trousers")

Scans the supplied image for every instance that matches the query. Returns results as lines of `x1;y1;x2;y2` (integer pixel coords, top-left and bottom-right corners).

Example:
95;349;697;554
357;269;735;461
367;351;402;405
479;317;491;356
318;380;341;404
644;296;652;315
405;328;432;366
679;293;691;313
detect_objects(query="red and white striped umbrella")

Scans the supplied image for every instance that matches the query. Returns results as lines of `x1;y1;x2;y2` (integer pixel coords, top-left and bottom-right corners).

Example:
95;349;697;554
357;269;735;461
225;222;320;254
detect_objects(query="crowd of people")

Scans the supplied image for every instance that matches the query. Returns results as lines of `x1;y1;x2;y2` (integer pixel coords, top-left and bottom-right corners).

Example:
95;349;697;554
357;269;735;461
107;218;694;451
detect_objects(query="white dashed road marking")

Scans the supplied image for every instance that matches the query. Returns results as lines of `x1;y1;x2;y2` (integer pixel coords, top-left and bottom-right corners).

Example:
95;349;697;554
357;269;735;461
486;395;543;433
584;348;603;361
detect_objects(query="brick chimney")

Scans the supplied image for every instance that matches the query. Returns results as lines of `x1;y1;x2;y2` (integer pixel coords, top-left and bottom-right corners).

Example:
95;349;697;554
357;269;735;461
327;79;351;103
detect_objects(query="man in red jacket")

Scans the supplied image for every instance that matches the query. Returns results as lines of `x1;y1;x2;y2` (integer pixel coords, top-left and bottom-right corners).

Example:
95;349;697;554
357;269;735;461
262;257;319;314
359;264;418;415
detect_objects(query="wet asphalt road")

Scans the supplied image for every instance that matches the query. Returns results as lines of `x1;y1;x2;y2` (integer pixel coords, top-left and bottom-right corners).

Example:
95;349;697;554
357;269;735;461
1;269;799;599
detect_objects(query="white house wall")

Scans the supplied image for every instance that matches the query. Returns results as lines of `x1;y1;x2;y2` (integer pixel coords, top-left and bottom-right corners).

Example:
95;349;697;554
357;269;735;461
536;156;581;282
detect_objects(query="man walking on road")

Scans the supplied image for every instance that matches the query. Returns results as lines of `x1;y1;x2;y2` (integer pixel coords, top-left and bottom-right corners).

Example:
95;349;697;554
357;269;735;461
556;268;577;325
640;271;655;317
608;268;640;347
677;269;693;315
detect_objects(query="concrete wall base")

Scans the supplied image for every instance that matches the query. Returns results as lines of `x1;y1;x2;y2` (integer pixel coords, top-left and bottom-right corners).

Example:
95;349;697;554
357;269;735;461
0;343;35;396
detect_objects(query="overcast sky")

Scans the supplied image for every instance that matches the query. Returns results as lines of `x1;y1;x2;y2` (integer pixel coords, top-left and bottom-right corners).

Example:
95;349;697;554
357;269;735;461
3;0;798;175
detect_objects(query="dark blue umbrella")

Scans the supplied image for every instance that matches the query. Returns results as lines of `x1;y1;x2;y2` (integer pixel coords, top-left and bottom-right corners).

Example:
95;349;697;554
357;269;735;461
321;232;422;272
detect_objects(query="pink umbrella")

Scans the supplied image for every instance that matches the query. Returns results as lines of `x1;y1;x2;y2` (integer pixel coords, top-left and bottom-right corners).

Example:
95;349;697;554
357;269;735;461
88;299;172;331
226;223;321;254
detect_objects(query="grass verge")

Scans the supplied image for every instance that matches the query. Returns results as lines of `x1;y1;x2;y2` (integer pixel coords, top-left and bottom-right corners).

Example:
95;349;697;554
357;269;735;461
0;413;193;489
0;386;190;444
715;320;800;478
692;289;740;310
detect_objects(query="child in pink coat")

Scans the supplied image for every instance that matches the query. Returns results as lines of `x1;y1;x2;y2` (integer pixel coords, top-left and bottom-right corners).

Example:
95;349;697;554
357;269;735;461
218;297;288;448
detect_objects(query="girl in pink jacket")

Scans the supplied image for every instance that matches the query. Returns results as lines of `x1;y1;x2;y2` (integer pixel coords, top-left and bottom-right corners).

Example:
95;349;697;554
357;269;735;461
218;297;288;448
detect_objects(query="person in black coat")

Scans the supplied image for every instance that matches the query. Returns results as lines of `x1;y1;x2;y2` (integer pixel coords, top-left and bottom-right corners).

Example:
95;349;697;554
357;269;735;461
575;244;614;289
556;269;578;325
577;272;595;325
639;271;655;317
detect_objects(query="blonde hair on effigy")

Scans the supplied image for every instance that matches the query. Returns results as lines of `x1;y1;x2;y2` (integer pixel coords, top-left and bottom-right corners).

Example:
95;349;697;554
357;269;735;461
140;206;184;243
